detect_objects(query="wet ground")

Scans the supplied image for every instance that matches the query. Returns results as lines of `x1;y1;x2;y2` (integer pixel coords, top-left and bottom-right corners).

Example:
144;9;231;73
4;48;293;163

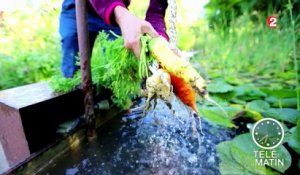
39;97;235;175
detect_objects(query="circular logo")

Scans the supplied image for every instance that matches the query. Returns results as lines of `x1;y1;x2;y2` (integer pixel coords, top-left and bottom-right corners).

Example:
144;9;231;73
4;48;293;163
252;118;284;149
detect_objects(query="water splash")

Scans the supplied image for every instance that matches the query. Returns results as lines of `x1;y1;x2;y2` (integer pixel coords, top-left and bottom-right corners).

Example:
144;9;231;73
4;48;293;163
39;97;235;175
167;0;177;48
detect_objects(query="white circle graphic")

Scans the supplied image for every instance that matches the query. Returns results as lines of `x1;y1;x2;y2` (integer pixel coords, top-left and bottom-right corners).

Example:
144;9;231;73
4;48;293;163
251;118;284;150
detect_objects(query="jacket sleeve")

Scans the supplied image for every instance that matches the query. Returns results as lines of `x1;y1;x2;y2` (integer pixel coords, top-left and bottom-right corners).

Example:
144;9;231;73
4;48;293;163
89;0;126;26
145;0;169;40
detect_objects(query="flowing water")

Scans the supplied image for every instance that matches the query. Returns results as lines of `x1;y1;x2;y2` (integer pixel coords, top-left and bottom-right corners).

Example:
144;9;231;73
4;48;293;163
38;97;235;175
167;0;177;49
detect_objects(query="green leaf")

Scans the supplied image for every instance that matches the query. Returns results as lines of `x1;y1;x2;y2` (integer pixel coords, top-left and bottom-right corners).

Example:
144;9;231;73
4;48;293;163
265;96;298;108
278;71;296;80
288;120;300;155
234;84;267;101
263;108;300;124
267;146;292;173
199;106;243;128
217;134;281;175
246;100;270;113
244;110;264;121
231;134;291;173
217;142;253;175
231;98;247;105
199;107;236;128
243;100;270;121
230;145;276;175
260;88;297;99
224;75;245;85
213;91;237;101
208;79;234;93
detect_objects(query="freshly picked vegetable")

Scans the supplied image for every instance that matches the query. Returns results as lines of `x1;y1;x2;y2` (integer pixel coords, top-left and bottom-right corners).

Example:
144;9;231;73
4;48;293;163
50;32;153;109
149;36;207;97
50;32;208;110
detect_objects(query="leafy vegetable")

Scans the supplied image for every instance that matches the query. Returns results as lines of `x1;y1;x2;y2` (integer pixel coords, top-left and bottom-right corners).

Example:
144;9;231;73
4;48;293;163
50;32;154;109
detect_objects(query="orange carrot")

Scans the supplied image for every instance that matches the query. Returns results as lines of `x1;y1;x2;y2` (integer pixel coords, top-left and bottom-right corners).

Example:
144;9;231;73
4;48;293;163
170;73;197;112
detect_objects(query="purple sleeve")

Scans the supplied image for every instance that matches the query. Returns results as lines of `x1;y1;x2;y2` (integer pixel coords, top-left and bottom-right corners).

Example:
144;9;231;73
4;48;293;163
89;0;126;25
145;0;169;40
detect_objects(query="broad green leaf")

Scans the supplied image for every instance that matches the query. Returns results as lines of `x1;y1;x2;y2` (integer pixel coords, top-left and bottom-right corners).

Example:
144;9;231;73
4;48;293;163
217;142;253;175
213;91;237;101
288;120;300;155
288;137;300;155
243;100;270;121
269;83;284;90
263;108;300;124
266;146;292;173
204;95;230;106
234;84;267;101
265;96;297;108
231;98;247;105
199;106;243;128
260;88;297;99
208;79;234;93
246;100;270;113
244;110;264;121
224;76;245;85
231;134;291;173
277;72;296;80
231;145;276;175
217;135;279;175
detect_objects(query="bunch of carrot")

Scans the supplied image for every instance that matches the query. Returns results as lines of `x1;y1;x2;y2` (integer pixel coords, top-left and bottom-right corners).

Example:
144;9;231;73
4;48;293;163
148;36;208;112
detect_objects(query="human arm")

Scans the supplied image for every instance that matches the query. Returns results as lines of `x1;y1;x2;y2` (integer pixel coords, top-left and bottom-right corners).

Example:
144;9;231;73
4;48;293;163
145;0;169;40
89;0;159;58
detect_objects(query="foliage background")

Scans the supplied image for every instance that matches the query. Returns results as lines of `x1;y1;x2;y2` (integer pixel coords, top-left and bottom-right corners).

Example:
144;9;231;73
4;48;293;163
0;0;299;90
0;1;61;90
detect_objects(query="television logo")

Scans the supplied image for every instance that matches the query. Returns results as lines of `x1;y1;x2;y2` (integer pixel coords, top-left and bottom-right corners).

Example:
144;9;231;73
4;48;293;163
252;118;285;167
267;16;277;28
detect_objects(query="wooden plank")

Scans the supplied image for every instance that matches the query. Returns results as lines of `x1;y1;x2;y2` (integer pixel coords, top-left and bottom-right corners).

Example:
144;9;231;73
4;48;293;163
0;82;57;110
0;82;84;174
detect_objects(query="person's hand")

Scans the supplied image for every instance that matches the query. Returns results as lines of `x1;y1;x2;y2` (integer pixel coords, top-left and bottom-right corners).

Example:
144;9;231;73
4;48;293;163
114;6;159;58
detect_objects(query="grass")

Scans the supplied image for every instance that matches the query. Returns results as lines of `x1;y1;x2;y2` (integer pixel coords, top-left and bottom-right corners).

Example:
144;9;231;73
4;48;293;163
194;14;295;78
287;0;300;110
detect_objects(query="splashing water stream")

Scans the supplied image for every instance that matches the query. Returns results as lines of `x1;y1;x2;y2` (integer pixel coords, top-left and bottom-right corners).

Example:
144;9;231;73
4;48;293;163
39;97;235;175
167;0;177;48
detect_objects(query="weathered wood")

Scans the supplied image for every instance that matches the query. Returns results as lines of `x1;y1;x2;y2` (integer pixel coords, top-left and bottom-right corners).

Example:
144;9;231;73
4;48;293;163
0;82;57;109
0;104;30;173
0;82;84;174
4;107;123;175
